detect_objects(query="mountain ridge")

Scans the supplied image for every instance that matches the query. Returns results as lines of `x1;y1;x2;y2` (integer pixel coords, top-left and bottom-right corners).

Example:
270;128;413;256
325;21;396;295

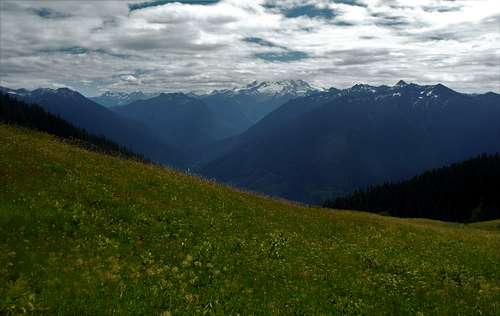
199;81;500;203
90;91;159;107
0;86;182;167
112;92;229;160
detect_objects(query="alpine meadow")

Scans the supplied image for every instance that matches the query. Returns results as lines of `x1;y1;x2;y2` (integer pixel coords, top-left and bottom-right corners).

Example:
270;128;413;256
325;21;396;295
1;0;499;315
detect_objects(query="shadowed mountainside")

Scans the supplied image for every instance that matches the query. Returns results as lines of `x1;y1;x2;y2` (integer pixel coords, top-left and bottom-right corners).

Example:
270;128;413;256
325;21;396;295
200;82;500;203
325;153;500;222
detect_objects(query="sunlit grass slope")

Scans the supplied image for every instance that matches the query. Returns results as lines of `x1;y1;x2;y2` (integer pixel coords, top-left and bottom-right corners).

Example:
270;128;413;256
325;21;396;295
1;124;499;315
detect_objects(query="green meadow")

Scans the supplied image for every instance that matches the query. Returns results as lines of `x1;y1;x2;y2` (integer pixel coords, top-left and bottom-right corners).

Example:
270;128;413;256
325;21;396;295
1;124;499;315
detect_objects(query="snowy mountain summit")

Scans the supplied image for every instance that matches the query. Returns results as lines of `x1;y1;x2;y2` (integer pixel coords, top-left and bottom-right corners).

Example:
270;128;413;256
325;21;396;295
90;91;159;107
239;80;319;97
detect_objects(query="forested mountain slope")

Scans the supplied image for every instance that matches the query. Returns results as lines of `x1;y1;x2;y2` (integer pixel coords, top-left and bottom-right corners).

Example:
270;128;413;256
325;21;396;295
325;154;500;222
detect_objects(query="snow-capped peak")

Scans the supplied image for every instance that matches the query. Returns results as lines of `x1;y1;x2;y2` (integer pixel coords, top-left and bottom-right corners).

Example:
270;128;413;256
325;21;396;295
102;91;127;97
29;87;82;99
91;91;159;106
239;80;317;96
101;91;148;99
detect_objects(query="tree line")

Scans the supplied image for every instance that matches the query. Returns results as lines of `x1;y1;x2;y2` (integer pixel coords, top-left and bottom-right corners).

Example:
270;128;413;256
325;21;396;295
0;93;147;162
324;154;500;222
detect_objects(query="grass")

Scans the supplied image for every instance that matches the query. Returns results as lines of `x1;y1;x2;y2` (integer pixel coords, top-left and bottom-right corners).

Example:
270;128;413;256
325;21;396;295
1;123;499;315
469;220;500;232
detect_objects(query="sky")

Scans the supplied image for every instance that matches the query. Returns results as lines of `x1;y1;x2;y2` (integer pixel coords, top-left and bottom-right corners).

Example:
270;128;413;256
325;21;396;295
0;0;499;96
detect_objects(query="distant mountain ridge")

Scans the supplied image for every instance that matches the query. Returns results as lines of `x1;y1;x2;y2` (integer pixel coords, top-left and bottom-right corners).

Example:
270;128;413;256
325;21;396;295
90;91;159;107
197;80;322;137
0;93;144;160
90;80;322;140
112;92;230;159
0;86;182;167
210;79;320;97
90;80;320;108
199;81;500;203
0;80;323;167
4;81;499;206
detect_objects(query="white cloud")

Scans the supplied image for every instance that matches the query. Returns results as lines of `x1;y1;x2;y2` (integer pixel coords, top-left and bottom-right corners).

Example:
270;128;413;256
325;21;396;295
0;0;498;94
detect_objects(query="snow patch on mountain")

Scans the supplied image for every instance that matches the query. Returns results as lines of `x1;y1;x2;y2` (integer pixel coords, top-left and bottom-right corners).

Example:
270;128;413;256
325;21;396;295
239;80;319;97
91;91;159;107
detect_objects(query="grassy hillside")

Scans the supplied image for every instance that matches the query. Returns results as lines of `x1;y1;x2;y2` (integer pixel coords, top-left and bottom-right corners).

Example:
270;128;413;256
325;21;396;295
1;124;499;315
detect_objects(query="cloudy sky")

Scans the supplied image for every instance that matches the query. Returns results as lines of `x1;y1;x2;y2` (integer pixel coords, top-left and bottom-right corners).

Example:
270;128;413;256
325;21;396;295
0;0;499;95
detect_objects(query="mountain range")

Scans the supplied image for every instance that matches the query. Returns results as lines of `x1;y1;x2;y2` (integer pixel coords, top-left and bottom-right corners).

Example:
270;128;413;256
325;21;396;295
0;86;181;167
90;80;321;140
197;80;320;137
0;93;143;160
2;80;499;204
199;81;500;203
90;91;159;107
112;93;228;158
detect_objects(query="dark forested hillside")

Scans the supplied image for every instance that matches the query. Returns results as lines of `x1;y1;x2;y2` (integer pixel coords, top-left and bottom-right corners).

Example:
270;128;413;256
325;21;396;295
324;154;500;222
0;86;182;167
0;93;144;160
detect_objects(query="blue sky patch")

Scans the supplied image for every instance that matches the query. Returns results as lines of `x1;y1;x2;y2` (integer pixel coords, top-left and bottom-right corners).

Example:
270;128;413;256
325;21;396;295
129;0;219;12
285;5;335;19
243;37;281;48
34;8;71;19
244;37;308;62
255;51;309;62
334;0;367;7
58;47;89;54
